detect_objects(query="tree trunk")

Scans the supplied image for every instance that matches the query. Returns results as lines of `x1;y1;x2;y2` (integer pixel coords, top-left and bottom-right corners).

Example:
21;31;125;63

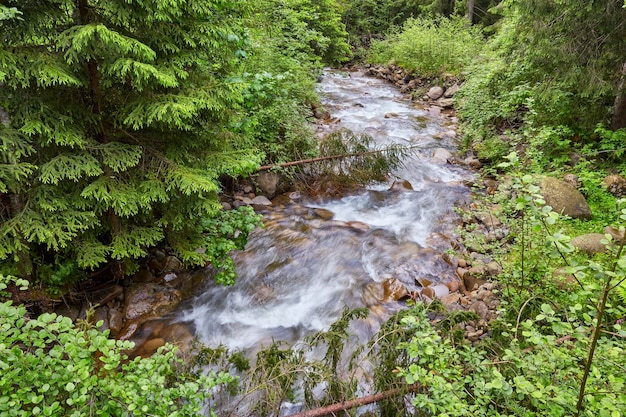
611;61;626;130
77;0;124;280
467;0;475;23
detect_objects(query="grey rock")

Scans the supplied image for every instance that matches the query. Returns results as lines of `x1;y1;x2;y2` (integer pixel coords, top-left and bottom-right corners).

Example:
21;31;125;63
427;86;444;100
540;177;592;219
571;233;609;254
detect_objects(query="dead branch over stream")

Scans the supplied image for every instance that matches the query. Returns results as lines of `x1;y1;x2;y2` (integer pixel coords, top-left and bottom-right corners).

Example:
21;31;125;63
285;384;421;417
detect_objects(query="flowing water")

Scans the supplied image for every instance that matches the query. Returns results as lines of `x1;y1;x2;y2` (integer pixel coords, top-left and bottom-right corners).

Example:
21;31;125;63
179;69;473;354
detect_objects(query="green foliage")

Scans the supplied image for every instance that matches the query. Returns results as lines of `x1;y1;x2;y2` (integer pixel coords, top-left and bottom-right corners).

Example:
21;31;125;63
0;275;235;416
201;206;263;286
0;0;263;285
397;303;626;416
367;16;485;77
457;0;626;167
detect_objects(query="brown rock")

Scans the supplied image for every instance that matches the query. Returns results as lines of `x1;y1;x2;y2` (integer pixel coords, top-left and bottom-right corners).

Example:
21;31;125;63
382;278;409;302
469;301;490;320
133;269;155;283
313;208;334;220
603;174;626;197
456;267;469;280
421;287;435;300
441;292;461;306
93;306;109;332
161;256;184;274
571;233;609;254
389;179;413;191
605;226;626;244
463;274;486;292
540;177;592;219
552;267;578;290
123;283;182;321
108;307;124;337
562;174;580;189
446;279;460;293
137;338;166;357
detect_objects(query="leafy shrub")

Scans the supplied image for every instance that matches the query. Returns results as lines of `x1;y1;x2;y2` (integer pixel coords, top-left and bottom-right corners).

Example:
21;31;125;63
367;16;485;77
0;275;234;416
201;206;263;286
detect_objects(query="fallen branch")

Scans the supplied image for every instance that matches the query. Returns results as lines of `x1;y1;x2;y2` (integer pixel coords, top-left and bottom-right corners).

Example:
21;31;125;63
258;149;396;171
285;384;421;417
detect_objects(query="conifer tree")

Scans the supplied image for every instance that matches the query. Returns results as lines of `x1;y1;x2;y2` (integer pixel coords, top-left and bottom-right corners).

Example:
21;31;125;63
0;0;261;283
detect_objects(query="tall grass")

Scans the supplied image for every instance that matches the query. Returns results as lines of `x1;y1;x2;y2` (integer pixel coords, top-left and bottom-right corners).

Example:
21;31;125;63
367;16;485;77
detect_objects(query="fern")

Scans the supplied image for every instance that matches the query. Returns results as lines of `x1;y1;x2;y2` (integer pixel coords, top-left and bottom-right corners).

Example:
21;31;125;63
0;0;259;285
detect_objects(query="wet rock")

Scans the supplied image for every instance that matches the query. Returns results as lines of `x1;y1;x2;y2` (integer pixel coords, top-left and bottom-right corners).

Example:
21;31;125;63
463;156;482;169
289;191;302;202
382;278;409;302
362;282;385;306
540;177;592;219
313;208;334;220
348;221;370;232
427;86;444;100
108;307;124;337
446;279;460;293
161;256;184;275
603;174;626;197
384;112;399;118
571;233;608;254
93;306;109;332
432;148;454;164
389;179;413;191
123;283;182;321
251;195;272;206
118;322;139;340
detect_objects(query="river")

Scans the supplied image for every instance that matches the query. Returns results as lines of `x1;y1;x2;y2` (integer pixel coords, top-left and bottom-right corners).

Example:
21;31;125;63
179;69;472;354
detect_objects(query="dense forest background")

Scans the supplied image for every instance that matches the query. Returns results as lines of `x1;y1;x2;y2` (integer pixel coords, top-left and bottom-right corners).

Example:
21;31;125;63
1;1;625;416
